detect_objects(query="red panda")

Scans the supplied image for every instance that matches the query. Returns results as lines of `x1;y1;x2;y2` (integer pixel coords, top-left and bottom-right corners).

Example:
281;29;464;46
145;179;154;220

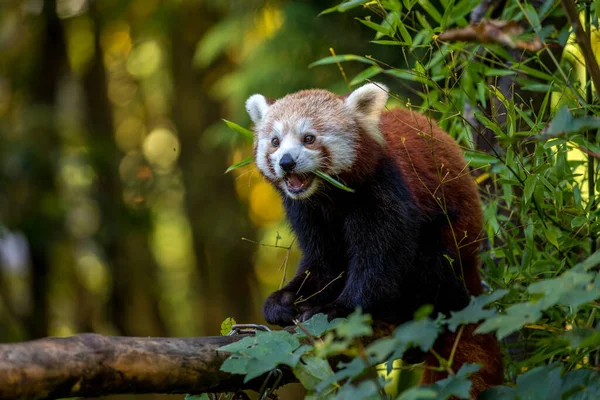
245;83;504;396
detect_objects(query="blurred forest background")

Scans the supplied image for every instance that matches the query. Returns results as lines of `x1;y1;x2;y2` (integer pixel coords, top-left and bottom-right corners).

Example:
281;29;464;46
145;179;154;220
1;0;599;399
0;1;408;398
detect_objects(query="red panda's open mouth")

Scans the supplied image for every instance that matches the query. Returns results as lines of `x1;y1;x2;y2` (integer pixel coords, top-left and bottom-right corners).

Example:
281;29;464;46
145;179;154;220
284;173;315;194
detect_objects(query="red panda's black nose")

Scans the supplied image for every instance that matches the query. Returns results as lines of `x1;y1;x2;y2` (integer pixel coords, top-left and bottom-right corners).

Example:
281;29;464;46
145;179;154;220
279;153;297;172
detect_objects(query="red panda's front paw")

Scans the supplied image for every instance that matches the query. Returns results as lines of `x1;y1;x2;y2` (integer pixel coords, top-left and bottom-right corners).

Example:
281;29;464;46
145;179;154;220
262;290;298;327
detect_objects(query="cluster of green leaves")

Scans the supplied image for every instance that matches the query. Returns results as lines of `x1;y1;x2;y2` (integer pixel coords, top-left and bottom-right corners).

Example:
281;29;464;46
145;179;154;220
214;251;600;399
218;310;479;399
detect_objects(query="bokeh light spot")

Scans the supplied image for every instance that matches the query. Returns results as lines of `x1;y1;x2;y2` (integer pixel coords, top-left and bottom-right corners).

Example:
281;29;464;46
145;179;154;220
127;40;162;79
249;181;284;226
142;128;180;170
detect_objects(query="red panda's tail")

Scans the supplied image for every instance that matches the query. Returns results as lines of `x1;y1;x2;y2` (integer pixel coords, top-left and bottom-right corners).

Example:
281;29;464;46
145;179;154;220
420;324;504;399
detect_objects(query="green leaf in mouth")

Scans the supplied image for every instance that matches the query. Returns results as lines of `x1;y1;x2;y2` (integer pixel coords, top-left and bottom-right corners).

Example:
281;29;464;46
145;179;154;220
314;170;355;193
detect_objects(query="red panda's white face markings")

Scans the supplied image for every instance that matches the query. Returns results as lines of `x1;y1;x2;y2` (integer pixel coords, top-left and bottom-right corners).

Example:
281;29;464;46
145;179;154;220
246;83;389;199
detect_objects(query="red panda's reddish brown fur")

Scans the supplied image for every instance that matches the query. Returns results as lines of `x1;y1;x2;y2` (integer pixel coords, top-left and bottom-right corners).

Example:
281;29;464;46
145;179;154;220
379;109;504;396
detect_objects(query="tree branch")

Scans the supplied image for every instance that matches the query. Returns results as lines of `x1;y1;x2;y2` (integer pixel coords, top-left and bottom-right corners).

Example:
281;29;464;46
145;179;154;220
0;333;297;399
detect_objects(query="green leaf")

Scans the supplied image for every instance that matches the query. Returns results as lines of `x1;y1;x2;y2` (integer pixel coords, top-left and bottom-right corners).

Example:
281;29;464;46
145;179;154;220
562;327;600;349
293;356;335;390
309;54;377;68
220;317;237;336
295;313;339;338
223;119;254;143
397;387;439;400
314;170;355;192
349;65;383;86
546;106;600;136
319;0;371;15
446;290;508;331
397;20;413;46
523;174;537;205
218;330;307;382
366;337;398;361
418;0;442;23
371;40;404;45
356;18;392;36
484;69;517;77
315;357;369;392
528;267;600;309
476;302;543;339
433;363;481;399
225;156;254;174
578;250;600;271
393;318;439;353
185;394;210;400
335;308;373;339
331;380;382;400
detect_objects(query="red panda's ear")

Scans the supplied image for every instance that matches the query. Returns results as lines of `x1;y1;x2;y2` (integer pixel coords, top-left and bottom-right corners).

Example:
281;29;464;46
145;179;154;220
245;94;270;126
345;83;388;143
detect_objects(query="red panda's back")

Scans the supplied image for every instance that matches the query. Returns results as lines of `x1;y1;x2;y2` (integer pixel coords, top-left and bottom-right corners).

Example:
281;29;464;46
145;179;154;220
380;108;484;296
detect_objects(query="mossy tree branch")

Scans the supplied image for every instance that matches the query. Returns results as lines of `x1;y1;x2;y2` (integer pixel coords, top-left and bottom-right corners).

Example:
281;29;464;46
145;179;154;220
0;333;297;399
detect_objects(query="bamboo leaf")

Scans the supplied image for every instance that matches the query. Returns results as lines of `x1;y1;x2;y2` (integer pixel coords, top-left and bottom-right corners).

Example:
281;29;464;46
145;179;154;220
309;54;376;68
225;156;254;174
349;65;383;86
223;119;254;143
314;170;355;193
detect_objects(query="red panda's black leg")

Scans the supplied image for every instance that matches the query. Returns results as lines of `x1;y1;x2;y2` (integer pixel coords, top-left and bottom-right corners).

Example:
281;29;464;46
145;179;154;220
263;254;344;326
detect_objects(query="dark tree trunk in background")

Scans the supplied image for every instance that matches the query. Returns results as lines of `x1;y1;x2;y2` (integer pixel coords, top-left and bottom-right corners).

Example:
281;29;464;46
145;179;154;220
170;3;260;333
81;3;168;337
21;0;69;339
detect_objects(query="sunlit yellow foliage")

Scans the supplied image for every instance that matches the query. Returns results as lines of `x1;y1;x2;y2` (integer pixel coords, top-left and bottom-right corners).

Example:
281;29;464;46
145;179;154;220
253;224;300;291
553;23;599;202
232;158;262;201
151;209;195;271
239;5;284;60
561;27;600;95
142;127;181;170
64;16;95;76
75;252;111;299
50;324;76;338
127;40;163;79
151;206;199;336
100;21;132;68
59;158;96;190
249;180;284;227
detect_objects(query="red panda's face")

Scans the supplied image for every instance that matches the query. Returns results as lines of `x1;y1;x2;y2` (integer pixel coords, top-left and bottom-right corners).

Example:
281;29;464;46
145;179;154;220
246;83;388;199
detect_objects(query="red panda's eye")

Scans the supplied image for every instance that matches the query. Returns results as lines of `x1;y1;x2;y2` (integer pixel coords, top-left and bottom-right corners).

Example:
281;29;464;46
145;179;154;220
271;137;280;147
303;134;315;144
